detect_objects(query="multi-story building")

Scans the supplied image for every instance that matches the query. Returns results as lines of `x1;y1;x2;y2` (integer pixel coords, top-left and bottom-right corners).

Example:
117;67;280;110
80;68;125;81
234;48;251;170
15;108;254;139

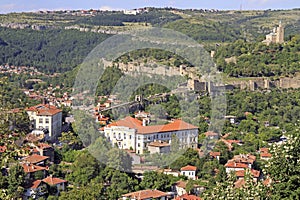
102;116;198;154
26;104;62;139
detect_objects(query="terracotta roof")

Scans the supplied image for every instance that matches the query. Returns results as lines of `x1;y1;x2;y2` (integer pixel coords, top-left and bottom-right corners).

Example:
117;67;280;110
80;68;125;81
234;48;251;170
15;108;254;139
234;178;245;188
25;180;43;189
181;165;197;171
122;189;168;199
24;154;49;164
22;163;48;173
26;104;61;116
261;153;272;158
106;116;198;135
209;151;221;157
230;154;256;164
260;147;269;153
235;169;260;178
37;143;52;149
175;194;202;200
175;180;187;188
43;176;67;185
204;131;219;137
148;141;170;147
0;146;6;153
225;162;249;169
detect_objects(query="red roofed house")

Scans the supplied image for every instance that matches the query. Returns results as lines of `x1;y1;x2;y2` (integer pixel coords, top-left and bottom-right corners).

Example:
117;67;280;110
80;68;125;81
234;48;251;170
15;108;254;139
260;148;272;161
209;152;220;161
121;189;168;200
43;176;67;195
225;162;249;173
173;180;205;197
180;165;197;180
204;131;219;140
26;104;62;139
230;154;256;169
24;154;49;166
24;180;47;199
102;116;198;154
174;194;202;200
22;163;48;179
235;169;261;182
148;141;170;154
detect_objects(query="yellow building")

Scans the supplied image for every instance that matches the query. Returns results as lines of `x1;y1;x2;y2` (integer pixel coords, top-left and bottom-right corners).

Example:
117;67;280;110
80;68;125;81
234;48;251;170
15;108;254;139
263;22;284;45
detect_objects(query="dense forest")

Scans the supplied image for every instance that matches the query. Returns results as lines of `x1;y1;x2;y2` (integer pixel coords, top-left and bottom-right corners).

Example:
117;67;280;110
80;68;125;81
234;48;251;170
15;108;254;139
0;28;109;73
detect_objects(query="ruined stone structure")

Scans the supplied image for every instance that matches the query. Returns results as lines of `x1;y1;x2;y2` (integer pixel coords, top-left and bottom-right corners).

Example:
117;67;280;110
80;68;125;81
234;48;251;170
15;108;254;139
263;21;284;45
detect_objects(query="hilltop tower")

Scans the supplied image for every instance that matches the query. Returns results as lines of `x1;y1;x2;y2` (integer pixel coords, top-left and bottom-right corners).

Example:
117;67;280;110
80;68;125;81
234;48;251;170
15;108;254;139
276;21;284;44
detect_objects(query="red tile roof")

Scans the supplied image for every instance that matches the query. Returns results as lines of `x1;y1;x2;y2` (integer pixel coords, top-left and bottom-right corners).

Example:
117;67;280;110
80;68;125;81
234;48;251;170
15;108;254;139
0;146;6;153
106;116;198;135
37;143;52;149
236;169;260;178
225;162;249;169
260;147;269;153
209;151;221;157
122;189;168;199
230;154;256;164
261;153;272;158
26;104;61;116
181;165;197;171
24;154;49;164
25;180;43;189
204;131;219;137
175;194;202;200
43;176;67;185
22;163;48;173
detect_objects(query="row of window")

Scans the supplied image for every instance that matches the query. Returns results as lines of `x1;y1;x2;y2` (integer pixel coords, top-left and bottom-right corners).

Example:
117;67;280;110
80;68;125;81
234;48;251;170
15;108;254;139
38;118;50;124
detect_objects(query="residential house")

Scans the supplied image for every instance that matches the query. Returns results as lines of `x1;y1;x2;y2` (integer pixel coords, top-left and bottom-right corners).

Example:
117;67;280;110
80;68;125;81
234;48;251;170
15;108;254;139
209;152;220;161
225;162;249;173
148;141;170;154
22;163;48;179
24;180;47;199
103;116;198;154
180;165;197;180
26;104;62;139
235;169;261;182
173;181;205;197
121;189;168;200
204;131;219;140
260;148;272;161
230;154;256;169
24;154;49;166
42;176;67;195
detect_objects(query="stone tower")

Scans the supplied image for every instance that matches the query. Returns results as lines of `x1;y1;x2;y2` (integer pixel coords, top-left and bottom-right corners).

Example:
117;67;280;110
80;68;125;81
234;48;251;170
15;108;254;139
276;21;284;44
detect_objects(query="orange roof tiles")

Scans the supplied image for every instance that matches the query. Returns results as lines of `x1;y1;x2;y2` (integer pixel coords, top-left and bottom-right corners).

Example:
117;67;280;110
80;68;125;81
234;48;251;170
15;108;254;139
43;176;67;185
230;154;256;164
0;146;6;153
235;169;260;178
22;163;48;173
209;151;221;157
261;153;272;158
106;116;198;135
122;189;168;199
181;165;197;171
204;131;219;137
175;194;202;200
26;104;61;116
24;154;49;164
26;180;43;189
225;162;249;169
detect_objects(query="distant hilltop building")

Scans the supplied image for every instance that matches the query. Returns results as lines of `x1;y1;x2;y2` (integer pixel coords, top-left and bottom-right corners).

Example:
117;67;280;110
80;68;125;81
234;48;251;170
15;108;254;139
263;21;284;45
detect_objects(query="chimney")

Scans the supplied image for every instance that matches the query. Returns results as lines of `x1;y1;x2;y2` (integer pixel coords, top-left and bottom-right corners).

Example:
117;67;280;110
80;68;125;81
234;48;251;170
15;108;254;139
142;118;147;126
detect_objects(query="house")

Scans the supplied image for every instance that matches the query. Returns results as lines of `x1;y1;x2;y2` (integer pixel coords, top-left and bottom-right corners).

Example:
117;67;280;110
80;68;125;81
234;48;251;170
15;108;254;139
103;116;198;154
173;181;205;197
24;180;47;199
24;154;49;166
22;163;48;179
259;148;272;161
235;169;261;182
26;104;62;139
209;152;220;161
180;165;197;180
163;168;180;177
174;194;202;200
225;162;249;173
42;176;67;195
30;143;55;162
121;189;168;200
148;141;170;154
224;115;237;124
221;139;243;151
204;131;219;140
229;154;256;169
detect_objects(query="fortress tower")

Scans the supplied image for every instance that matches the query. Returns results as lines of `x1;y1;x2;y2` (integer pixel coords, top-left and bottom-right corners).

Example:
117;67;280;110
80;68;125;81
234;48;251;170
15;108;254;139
276;21;284;44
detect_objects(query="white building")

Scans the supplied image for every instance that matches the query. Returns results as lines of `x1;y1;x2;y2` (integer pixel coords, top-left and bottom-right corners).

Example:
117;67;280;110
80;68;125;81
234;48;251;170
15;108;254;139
26;104;62;139
180;165;197;180
102;116;198;154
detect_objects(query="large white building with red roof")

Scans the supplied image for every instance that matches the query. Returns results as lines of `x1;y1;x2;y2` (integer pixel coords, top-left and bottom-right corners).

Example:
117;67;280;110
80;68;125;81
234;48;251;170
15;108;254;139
26;104;62;139
102;116;198;154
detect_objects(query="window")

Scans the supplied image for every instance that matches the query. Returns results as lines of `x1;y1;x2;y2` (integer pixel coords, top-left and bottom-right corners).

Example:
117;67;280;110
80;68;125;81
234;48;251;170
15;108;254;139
129;135;132;139
138;143;140;147
124;133;126;139
45;118;49;123
113;133;116;138
138;136;141;140
39;118;43;124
